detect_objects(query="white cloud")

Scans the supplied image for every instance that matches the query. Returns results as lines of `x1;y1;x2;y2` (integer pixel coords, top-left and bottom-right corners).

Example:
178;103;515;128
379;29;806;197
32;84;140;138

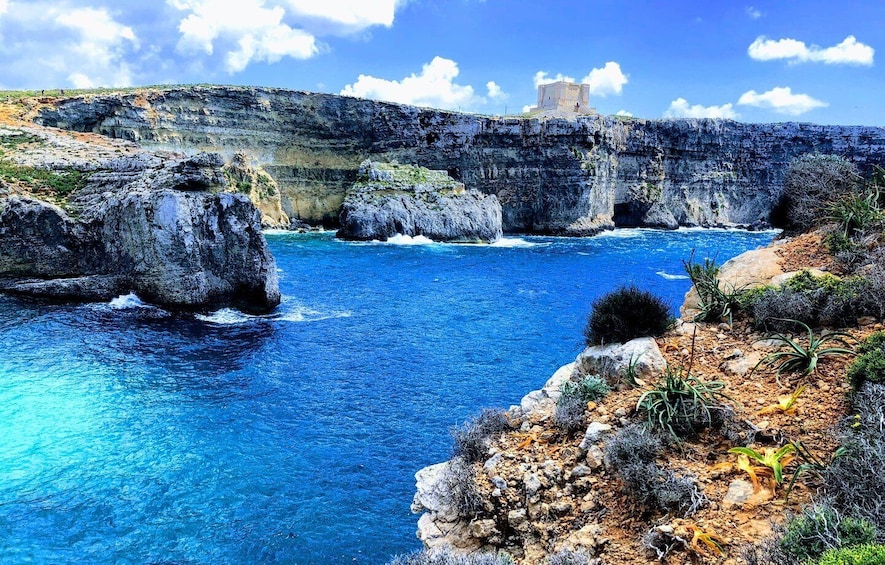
486;81;506;101
283;0;402;32
533;71;575;88
171;0;318;72
580;61;627;97
341;56;484;110
615;109;633;117
533;62;627;97
0;3;140;88
745;6;761;19
748;35;874;65
664;98;738;119
738;86;828;115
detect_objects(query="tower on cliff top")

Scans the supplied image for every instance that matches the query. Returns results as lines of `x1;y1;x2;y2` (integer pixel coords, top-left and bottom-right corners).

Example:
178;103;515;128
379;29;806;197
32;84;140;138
534;81;595;115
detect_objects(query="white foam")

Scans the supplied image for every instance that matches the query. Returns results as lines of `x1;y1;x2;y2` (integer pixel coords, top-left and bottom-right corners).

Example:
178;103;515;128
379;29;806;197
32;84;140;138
108;293;147;309
196;300;352;325
382;234;436;245
595;229;642;239
277;307;352;323
490;237;536;248
195;308;251;325
656;271;689;280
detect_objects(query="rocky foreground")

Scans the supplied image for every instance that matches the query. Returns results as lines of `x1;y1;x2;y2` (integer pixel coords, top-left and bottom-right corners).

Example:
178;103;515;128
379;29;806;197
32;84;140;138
409;234;875;563
0;121;280;312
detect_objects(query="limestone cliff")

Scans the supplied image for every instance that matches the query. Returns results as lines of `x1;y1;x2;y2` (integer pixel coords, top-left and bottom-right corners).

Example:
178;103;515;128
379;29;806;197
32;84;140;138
337;160;502;242
32;86;885;234
0;124;280;312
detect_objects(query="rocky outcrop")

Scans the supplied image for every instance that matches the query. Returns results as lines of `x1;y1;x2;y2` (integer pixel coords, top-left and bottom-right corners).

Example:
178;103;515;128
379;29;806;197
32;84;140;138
223;151;290;228
337;160;502;242
32;86;885;234
0;124;280;311
413;338;664;558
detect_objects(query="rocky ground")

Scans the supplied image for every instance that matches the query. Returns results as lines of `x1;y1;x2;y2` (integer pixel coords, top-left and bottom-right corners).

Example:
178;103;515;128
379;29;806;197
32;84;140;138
414;233;872;564
0;95;280;312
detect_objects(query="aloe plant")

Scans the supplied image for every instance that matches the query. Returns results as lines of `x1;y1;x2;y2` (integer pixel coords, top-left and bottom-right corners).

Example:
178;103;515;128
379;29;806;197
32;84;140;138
729;444;796;485
754;319;854;381
636;366;729;441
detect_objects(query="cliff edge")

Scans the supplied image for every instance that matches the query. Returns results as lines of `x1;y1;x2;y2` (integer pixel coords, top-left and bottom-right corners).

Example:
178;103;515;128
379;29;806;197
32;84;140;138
0;122;280;312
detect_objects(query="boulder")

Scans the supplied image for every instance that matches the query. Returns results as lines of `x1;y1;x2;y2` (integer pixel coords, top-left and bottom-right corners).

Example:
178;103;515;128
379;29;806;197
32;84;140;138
574;338;666;383
337;161;502;243
681;241;786;319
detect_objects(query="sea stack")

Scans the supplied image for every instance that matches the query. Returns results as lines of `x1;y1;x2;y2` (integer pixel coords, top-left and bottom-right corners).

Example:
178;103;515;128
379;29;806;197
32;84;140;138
337;160;503;243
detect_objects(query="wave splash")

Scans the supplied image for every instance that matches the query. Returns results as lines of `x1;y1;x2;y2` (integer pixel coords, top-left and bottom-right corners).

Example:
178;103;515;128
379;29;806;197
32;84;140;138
108;293;148;309
656;271;690;280
196;300;351;326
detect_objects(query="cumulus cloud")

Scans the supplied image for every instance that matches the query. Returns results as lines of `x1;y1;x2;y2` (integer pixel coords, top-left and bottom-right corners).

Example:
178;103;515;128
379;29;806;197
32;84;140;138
745;6;761;19
0;2;140;88
486;81;506;101
283;0;402;33
167;0;412;74
664;98;738;119
748;35;874;65
533;62;627;97
581;62;627;97
615;109;633;117
533;71;575;88
171;0;318;72
738;86;828;115
341;56;484;110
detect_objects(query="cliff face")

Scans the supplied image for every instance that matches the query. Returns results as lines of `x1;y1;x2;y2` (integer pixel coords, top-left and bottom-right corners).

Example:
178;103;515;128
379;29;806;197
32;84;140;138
33;86;885;234
0;123;280;312
337;160;502;242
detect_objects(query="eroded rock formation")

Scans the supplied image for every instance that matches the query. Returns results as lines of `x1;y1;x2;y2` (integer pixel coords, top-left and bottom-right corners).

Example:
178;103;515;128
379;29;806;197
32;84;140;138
337;160;502;242
0;125;279;312
33;86;885;234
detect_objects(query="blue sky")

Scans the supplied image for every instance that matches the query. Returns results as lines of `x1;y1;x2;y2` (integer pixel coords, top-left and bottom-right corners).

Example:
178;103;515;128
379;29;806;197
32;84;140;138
0;0;881;125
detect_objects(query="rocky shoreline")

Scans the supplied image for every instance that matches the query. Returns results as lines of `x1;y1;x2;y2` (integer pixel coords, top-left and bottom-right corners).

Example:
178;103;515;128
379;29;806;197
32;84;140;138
30;86;885;236
404;239;868;563
0;123;280;312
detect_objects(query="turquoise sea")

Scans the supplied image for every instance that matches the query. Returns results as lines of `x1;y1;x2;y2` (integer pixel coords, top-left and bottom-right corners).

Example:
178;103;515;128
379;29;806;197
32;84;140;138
0;229;775;564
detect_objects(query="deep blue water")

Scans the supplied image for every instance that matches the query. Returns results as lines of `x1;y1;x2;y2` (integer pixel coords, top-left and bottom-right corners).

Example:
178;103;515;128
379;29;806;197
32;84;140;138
0;229;775;564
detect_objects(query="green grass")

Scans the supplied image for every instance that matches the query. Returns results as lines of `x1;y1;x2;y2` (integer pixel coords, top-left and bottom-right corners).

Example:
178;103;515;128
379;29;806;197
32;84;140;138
0;160;87;200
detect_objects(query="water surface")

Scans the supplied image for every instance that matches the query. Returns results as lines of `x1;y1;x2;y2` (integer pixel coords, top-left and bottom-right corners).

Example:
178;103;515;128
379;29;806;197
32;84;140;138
0;229;775;563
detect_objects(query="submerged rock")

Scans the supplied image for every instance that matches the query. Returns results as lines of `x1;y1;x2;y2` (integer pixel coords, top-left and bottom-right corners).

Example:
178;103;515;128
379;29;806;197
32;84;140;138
337;160;502;243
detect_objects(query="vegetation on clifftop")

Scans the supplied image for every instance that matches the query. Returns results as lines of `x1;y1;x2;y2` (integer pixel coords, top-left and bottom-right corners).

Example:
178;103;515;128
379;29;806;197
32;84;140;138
409;154;885;564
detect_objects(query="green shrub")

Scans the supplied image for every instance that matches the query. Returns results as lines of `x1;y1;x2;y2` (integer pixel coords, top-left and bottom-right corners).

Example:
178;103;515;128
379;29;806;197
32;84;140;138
828;187;884;239
450;409;510;463
779;505;876;563
584;285;673;346
815;544;885;564
0;160;87;199
636;366;729;440
684;255;748;324
747;271;874;331
554;375;611;431
776;154;860;232
847;332;885;388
